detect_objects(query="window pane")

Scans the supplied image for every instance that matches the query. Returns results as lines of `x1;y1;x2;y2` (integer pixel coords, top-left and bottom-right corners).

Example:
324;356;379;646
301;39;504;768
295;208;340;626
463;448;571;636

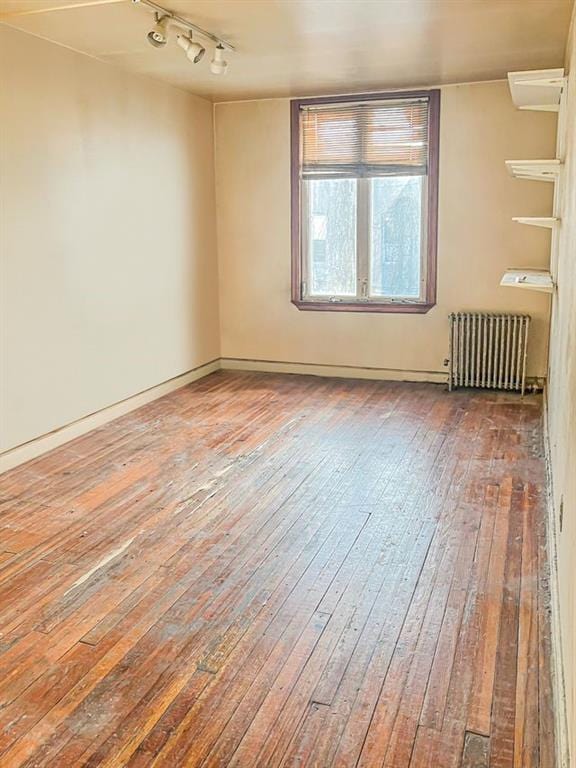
370;176;423;298
306;179;356;296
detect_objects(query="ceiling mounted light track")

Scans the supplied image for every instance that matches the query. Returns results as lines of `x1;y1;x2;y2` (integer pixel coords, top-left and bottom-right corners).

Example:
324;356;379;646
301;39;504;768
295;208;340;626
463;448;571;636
132;0;234;74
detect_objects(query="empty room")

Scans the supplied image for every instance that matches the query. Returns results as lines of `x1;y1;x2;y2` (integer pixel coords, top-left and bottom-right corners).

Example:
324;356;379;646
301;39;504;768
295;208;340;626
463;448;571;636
0;0;575;766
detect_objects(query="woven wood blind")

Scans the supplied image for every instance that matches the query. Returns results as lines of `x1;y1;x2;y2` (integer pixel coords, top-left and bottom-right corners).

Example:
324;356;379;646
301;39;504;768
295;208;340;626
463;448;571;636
300;97;430;180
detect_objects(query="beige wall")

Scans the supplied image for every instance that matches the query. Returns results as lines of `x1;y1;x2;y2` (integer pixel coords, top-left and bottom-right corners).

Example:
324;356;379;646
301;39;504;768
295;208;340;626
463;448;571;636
0;25;220;452
215;83;556;380
548;8;576;763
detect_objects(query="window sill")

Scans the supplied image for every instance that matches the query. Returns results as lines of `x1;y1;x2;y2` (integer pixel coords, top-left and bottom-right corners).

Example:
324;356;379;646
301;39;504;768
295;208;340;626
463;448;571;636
291;299;435;314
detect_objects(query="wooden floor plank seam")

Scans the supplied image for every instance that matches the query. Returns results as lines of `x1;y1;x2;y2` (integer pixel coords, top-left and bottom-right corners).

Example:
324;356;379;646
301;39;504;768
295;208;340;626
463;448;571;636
352;404;490;764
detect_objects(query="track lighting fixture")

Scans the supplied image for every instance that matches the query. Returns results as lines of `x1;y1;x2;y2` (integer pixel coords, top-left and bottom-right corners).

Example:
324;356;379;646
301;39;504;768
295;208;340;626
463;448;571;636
176;34;206;64
147;14;169;48
133;0;235;75
209;44;228;75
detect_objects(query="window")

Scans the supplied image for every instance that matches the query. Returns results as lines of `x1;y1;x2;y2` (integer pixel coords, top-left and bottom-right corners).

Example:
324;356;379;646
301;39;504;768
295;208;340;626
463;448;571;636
291;90;440;313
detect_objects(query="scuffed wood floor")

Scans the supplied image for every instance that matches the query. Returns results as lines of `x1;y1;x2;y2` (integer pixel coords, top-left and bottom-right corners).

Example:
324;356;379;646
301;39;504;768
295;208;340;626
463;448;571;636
0;371;555;767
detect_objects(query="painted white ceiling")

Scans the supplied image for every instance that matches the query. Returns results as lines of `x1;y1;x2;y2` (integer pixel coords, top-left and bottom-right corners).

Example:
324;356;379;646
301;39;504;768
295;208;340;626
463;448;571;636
0;0;573;102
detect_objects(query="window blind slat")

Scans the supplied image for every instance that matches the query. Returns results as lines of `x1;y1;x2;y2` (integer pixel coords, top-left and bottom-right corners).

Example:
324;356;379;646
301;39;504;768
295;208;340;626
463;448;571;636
301;99;430;179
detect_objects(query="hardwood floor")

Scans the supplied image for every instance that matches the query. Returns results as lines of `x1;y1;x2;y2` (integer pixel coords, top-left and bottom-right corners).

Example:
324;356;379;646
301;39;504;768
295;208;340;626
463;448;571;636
0;371;554;767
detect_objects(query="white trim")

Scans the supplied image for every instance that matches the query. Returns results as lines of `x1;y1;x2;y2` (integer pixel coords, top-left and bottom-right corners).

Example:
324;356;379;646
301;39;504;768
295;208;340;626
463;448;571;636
214;79;508;106
0;0;125;18
220;357;448;383
0;359;221;474
0;358;548;474
542;390;570;768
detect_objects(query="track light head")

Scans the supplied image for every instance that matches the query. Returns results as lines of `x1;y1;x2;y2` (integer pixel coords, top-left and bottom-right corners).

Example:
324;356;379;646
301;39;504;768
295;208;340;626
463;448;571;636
176;34;206;64
147;14;169;48
210;43;228;75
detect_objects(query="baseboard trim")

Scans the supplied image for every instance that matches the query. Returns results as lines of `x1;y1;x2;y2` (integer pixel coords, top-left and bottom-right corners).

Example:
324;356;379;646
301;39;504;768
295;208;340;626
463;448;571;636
220;357;448;384
0;359;221;474
542;390;570;768
0;357;549;474
0;357;448;474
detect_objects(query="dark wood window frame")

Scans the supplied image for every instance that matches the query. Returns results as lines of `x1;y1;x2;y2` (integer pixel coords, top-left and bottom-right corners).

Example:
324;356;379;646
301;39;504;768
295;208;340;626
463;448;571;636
290;89;440;314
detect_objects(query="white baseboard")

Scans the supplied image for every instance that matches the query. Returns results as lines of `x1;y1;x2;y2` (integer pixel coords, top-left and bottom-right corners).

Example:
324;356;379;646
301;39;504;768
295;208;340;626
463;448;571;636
221;357;448;384
0;357;447;474
0;359;221;474
0;356;549;474
542;391;570;768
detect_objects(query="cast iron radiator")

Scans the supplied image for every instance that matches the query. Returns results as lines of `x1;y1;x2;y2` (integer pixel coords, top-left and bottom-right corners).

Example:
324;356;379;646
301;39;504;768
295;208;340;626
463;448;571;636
448;312;530;395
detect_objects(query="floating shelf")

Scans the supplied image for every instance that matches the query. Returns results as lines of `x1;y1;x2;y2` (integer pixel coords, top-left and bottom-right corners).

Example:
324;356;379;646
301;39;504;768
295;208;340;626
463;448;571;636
505;159;562;182
508;68;566;111
512;217;559;229
500;268;554;293
519;104;560;113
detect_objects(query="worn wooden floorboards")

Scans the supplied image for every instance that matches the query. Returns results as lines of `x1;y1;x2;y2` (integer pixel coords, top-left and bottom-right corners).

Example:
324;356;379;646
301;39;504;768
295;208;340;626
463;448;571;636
0;371;554;767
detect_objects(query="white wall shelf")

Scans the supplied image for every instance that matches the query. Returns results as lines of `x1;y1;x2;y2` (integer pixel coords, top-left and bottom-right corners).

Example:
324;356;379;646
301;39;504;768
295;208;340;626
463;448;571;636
519;104;560;113
505;159;562;182
518;104;560;112
506;67;568;290
512;216;559;229
508;68;566;111
501;268;554;293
